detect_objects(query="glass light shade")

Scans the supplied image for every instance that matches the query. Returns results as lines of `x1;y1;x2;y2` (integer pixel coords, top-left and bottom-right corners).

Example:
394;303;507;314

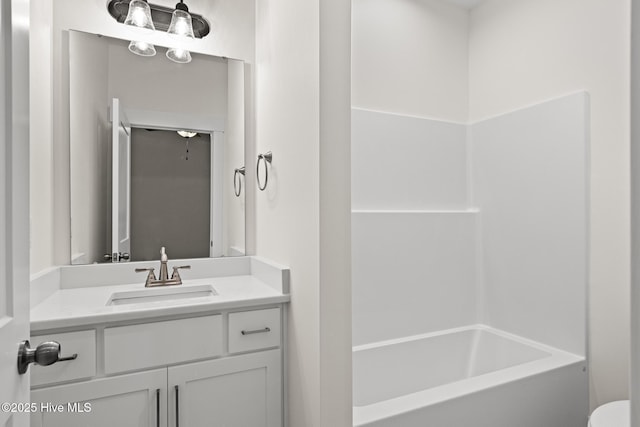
167;9;195;38
128;40;156;57
166;47;192;64
124;0;155;32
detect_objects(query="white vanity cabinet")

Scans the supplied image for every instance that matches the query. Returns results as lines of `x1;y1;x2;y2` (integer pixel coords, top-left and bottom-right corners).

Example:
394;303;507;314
31;369;167;427
169;350;281;427
30;307;284;427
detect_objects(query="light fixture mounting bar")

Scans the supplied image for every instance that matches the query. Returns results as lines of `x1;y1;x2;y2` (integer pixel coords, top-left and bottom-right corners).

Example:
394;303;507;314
107;0;210;38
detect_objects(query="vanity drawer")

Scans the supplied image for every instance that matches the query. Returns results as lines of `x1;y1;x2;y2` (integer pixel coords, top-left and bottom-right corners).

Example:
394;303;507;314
228;308;281;353
30;330;96;387
104;315;223;374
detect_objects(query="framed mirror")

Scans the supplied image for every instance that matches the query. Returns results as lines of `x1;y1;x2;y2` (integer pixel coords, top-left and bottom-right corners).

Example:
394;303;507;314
68;30;245;264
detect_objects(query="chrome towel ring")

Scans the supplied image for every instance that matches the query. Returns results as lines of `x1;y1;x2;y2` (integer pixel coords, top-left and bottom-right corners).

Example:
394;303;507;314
257;151;273;191
233;166;245;197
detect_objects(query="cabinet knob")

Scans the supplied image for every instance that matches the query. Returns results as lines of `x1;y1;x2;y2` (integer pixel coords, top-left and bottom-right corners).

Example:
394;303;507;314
17;340;78;374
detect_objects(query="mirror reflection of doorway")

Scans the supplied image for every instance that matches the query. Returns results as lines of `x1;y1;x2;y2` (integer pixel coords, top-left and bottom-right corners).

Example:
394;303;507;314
130;127;211;261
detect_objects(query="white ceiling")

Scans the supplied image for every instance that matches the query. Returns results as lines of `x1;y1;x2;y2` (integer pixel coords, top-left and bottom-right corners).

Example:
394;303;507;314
442;0;483;9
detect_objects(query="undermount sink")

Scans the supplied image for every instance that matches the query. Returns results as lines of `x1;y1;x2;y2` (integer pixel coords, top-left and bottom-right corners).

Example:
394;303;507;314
107;284;218;306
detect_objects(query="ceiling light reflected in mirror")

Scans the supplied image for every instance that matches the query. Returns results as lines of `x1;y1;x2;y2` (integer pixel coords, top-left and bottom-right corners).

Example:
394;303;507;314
177;130;198;138
128;40;156;56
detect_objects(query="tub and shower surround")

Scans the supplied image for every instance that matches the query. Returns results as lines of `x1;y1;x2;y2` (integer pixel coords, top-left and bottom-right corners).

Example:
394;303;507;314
352;93;589;426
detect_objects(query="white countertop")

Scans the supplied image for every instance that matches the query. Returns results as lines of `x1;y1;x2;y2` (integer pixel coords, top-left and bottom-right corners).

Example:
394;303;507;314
31;276;289;332
30;257;290;332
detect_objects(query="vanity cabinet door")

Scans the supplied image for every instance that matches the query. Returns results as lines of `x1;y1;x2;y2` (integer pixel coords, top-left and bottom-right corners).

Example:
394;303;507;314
168;350;282;427
31;369;166;427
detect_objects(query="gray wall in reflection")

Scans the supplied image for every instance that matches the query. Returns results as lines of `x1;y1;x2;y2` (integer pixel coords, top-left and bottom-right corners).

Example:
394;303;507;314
130;128;211;261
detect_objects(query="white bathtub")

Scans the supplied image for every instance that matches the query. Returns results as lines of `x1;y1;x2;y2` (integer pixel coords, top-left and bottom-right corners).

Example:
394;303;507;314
353;325;588;427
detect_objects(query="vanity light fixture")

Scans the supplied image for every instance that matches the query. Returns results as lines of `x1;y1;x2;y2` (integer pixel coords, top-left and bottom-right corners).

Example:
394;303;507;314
107;0;210;61
167;1;195;38
108;1;210;37
123;0;155;31
166;1;195;64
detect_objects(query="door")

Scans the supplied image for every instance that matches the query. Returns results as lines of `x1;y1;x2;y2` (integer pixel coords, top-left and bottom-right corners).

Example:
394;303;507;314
0;1;31;426
31;369;166;427
168;350;282;427
111;98;131;261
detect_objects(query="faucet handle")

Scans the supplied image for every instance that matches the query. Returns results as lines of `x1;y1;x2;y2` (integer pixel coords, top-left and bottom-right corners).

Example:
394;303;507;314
135;267;156;281
171;265;191;280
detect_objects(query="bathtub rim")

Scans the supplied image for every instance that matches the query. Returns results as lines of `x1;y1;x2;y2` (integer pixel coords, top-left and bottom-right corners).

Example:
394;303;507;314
353;324;585;426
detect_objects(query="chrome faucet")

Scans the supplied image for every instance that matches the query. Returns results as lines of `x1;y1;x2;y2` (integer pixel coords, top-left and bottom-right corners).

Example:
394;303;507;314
135;247;191;287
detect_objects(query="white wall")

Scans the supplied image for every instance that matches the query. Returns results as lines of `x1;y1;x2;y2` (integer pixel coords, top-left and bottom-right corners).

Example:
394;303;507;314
255;1;321;422
255;0;352;425
226;59;246;255
631;1;640;424
318;0;352;424
351;0;469;122
29;0;54;273
469;0;630;408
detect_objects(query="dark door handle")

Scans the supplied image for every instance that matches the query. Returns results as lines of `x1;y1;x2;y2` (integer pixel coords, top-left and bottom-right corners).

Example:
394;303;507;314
17;340;78;374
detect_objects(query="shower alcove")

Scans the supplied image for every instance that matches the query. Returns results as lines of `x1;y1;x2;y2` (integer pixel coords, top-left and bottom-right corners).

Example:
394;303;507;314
351;1;589;425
